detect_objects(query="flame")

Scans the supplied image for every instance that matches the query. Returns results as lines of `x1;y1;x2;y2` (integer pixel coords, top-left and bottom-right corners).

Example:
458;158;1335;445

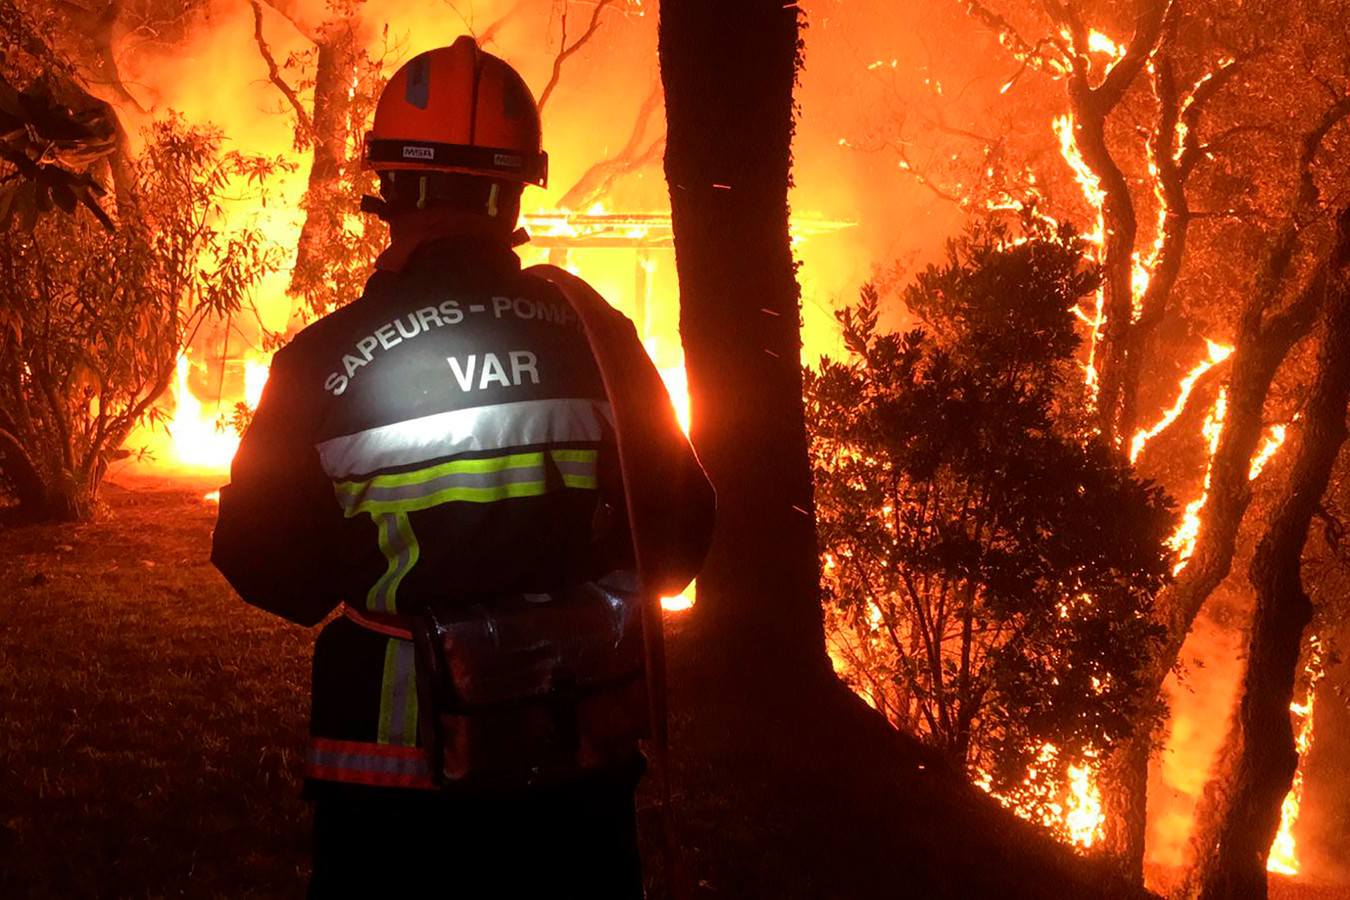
1086;29;1126;61
656;362;696;613
1248;424;1287;480
169;353;248;470
1169;391;1288;573
1052;115;1107;216
1169;388;1227;573
1267;636;1323;875
1051;114;1107;398
1130;340;1233;463
975;744;1105;849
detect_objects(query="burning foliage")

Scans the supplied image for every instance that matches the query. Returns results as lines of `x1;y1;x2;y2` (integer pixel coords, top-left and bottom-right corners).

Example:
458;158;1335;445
0;112;281;521
807;219;1176;843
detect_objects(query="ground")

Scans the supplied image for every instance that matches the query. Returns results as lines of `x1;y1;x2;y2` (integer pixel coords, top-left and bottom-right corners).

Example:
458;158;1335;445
0;479;1345;898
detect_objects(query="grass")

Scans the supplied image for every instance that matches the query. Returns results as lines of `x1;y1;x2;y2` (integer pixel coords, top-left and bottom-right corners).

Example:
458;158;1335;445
2;478;1342;899
0;480;313;898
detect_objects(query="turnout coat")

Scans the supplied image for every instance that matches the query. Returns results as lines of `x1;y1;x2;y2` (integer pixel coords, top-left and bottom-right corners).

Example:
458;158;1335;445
211;227;713;791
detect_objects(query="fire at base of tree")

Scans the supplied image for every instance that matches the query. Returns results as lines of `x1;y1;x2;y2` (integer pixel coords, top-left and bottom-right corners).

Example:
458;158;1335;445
808;218;1176;846
0;96;283;521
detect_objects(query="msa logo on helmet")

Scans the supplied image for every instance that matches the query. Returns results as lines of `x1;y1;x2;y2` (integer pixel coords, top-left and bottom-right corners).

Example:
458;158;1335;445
494;153;522;170
402;145;436;161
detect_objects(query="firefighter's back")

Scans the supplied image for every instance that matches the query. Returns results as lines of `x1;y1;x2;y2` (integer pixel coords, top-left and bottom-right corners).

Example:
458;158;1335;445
289;236;624;616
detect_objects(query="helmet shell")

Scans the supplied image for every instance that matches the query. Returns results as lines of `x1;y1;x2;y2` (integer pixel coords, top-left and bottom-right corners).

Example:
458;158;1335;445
364;36;547;187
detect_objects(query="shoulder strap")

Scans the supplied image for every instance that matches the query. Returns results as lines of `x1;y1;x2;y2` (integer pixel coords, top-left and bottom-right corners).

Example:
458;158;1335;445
524;264;703;900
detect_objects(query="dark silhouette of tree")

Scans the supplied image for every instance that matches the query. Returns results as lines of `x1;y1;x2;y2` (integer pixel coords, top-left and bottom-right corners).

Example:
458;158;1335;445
660;0;825;683
808;221;1174;827
846;0;1350;874
1180;210;1350;899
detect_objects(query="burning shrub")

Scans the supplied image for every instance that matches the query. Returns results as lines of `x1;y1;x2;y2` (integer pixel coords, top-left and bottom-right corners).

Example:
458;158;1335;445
806;219;1176;844
0;116;282;521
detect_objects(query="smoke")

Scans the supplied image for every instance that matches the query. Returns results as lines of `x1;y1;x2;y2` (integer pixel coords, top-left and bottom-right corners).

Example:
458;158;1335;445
1145;599;1249;871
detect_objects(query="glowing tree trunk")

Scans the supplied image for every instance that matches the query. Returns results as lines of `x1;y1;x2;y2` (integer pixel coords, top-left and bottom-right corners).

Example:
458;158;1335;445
659;0;829;683
288;18;358;306
1184;217;1350;899
1098;98;1350;877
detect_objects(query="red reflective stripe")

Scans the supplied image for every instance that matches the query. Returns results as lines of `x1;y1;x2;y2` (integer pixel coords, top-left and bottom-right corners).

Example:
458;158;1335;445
305;738;434;789
344;605;414;639
310;737;424;758
305;763;433;789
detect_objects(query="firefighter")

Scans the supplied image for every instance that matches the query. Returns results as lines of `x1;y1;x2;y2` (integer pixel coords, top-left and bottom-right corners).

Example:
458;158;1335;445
211;36;713;897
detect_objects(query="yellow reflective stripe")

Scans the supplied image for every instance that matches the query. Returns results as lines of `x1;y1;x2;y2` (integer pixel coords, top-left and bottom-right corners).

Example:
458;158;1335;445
552;448;599;489
377;639;399;745
388;512;419;612
549;448;598;463
335;451;551;494
376;638;418;747
366;514;396;612
353;480;552;515
366;512;419;613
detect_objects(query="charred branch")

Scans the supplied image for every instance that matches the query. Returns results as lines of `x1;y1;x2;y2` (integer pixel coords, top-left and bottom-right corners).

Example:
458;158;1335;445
478;0;535;47
537;0;616;115
558;84;663;211
1103;100;1350;876
1187;211;1350;899
249;0;313;139
1120;54;1241;439
960;0;1068;76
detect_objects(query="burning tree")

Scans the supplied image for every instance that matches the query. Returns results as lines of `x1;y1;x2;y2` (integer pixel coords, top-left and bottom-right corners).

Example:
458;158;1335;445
808;220;1175;837
0;96;281;521
832;0;1350;879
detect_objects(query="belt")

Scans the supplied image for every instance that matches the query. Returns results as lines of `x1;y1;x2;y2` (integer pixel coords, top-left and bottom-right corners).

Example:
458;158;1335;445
344;605;414;640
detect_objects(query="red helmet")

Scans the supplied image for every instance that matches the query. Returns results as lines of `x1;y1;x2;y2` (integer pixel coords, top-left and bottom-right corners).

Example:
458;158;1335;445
363;36;547;187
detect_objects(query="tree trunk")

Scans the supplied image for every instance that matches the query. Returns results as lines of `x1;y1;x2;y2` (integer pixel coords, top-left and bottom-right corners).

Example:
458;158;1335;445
289;18;358;309
1185;232;1350;900
659;0;829;686
1100;204;1348;877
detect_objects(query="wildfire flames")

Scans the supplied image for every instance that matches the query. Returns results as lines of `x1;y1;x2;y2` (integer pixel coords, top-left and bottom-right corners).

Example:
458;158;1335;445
171;353;270;471
1267;637;1324;876
1040;53;1314;874
98;1;1332;881
975;747;1105;849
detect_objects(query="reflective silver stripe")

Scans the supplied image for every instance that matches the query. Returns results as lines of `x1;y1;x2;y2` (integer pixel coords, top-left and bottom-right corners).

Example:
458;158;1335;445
315;398;613;479
552;455;598;487
305;747;431;776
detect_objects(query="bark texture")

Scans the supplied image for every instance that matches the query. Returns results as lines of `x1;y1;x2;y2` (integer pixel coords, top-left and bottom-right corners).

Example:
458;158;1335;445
659;0;828;684
1182;213;1350;900
1101;98;1350;876
289;17;358;305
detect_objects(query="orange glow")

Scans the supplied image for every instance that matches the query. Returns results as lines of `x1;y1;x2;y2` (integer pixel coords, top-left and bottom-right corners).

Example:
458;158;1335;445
656;362;696;613
1051;114;1106;399
1129;340;1233;463
158;352;270;471
1248;424;1288;480
975;744;1105;849
1268;637;1323;875
1086;29;1126;61
1169;388;1227;574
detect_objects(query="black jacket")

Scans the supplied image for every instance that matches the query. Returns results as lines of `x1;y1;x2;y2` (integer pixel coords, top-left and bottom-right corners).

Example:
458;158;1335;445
211;233;712;789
